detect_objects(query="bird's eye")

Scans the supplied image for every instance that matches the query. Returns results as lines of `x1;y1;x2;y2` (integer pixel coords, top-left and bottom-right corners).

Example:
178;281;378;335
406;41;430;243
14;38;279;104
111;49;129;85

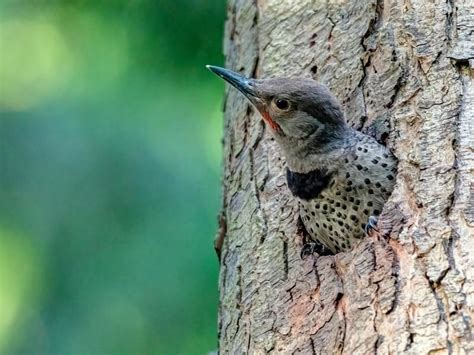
275;98;290;111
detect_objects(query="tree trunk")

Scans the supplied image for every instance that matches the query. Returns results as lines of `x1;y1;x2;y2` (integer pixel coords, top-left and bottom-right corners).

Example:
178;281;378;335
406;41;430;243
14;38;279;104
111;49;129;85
217;0;474;353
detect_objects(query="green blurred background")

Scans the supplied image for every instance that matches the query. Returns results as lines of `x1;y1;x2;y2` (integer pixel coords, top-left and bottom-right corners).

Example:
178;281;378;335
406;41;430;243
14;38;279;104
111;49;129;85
0;1;226;353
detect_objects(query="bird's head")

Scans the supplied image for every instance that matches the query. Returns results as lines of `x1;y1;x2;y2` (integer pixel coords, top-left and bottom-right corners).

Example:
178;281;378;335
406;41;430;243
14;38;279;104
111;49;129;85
207;65;349;166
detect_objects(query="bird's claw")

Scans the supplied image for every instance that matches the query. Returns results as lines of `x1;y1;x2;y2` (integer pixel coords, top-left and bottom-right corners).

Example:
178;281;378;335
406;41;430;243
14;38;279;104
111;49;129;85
301;243;317;259
365;215;379;235
300;241;333;259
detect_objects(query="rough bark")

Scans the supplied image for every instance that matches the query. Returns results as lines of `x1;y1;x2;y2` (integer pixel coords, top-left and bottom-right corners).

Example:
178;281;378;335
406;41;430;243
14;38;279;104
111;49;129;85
217;0;474;353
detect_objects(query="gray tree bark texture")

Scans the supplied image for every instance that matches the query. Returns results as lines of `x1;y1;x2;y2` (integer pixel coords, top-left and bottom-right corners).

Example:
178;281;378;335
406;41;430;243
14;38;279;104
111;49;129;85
216;0;474;354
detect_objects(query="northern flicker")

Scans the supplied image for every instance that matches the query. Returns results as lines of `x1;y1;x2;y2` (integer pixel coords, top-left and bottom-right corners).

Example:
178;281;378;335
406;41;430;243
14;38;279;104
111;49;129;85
207;65;397;255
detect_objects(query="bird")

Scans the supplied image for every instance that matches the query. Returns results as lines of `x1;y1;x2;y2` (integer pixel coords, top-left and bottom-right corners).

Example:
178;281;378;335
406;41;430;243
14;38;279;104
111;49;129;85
207;65;397;255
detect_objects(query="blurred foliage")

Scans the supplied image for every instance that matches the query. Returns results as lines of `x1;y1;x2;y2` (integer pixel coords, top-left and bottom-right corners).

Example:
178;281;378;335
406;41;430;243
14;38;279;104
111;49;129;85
0;0;226;353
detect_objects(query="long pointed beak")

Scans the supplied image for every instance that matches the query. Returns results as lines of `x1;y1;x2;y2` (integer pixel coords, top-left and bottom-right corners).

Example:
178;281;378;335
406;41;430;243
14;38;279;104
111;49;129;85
206;65;282;132
206;65;257;99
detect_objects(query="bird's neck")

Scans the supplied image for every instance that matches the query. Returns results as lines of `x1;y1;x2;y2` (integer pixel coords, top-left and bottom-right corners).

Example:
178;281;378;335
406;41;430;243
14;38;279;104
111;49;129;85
278;126;352;174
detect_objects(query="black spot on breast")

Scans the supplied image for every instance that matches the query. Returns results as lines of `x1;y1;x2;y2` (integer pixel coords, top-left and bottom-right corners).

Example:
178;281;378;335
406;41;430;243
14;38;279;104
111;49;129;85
286;168;333;200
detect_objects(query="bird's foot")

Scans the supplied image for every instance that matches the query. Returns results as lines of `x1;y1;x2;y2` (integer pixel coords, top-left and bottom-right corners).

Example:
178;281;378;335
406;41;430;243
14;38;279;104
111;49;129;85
300;241;334;259
300;243;317;259
365;215;379;235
